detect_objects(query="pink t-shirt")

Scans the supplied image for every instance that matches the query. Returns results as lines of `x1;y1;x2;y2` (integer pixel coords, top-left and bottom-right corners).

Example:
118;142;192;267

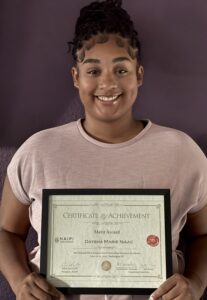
7;119;207;300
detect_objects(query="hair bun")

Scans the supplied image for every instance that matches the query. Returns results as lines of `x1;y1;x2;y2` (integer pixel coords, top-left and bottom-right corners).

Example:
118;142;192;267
69;0;141;62
106;0;122;8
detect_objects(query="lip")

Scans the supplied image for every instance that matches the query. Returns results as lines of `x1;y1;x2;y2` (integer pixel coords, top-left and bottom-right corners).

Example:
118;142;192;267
94;94;122;103
95;94;122;97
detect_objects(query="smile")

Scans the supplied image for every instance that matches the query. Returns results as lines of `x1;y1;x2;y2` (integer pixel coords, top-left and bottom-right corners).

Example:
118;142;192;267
95;95;121;102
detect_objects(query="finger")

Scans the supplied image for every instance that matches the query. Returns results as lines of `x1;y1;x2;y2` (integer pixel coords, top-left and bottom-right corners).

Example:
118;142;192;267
149;275;178;299
20;282;53;300
16;276;44;300
31;284;65;300
32;273;62;298
160;286;181;300
17;291;39;300
31;282;54;300
59;294;66;300
150;284;176;299
150;274;193;300
163;280;194;300
28;295;39;300
160;280;191;300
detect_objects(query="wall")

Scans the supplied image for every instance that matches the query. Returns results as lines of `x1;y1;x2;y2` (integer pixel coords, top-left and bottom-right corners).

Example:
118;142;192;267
0;1;207;299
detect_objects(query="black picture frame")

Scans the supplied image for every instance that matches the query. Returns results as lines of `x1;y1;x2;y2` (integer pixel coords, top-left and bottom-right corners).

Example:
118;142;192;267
40;189;172;295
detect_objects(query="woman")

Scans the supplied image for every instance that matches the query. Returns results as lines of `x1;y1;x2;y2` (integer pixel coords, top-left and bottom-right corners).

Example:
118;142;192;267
0;0;207;299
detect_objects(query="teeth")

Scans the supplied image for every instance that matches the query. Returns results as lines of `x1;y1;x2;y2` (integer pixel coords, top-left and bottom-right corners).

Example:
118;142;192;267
97;95;120;101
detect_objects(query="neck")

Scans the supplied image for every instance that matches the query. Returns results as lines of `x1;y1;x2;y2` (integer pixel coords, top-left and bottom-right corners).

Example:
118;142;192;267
82;115;144;144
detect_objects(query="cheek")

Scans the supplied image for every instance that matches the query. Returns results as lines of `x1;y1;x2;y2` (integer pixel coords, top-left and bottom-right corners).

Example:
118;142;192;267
122;72;138;88
124;79;138;102
123;78;138;94
79;79;96;95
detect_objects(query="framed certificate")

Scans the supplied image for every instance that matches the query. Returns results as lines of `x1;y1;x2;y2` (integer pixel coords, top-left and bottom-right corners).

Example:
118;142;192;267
40;189;172;295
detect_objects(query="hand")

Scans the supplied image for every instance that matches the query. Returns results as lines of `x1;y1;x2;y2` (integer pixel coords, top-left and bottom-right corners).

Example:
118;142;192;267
149;273;202;300
15;272;65;300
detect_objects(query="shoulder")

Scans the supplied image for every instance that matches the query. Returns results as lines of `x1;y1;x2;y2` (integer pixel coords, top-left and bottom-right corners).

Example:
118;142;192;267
25;121;77;145
8;121;80;171
150;122;205;154
149;122;207;212
145;121;207;173
13;121;78;157
150;122;193;143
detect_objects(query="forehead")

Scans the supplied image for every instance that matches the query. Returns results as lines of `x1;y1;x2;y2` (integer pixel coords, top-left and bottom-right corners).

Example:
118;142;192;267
77;34;137;63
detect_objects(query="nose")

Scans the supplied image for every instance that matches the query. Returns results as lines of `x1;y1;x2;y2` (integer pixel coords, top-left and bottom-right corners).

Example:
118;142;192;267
98;72;118;91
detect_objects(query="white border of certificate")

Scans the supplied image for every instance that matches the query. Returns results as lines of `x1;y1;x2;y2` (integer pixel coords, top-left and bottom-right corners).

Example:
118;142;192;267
40;189;172;295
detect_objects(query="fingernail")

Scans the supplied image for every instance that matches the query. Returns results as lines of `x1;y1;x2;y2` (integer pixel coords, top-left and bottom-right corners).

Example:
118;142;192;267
149;296;154;300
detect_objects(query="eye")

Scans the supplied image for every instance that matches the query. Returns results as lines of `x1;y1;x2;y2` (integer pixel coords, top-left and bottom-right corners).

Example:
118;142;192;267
86;69;100;76
116;68;128;76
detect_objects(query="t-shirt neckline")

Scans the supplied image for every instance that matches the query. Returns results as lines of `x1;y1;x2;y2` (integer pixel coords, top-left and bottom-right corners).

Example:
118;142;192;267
77;119;152;148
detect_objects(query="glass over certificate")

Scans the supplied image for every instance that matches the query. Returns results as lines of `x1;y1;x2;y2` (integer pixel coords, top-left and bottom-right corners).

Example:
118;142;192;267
40;189;172;295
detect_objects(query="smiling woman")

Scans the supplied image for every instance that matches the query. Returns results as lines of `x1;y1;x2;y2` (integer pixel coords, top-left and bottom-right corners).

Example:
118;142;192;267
71;34;144;143
0;1;207;300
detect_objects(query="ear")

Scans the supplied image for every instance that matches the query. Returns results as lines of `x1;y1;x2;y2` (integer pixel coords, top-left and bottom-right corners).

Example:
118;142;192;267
71;66;79;89
137;65;144;87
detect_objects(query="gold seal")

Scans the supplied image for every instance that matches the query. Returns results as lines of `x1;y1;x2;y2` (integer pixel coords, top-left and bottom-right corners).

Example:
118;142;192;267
101;260;111;271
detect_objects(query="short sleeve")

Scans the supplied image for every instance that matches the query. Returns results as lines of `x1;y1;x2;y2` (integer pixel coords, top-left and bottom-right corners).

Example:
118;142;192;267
180;134;207;214
7;139;36;206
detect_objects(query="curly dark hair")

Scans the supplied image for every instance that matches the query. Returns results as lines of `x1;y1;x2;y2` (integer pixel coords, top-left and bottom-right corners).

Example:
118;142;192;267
68;0;141;62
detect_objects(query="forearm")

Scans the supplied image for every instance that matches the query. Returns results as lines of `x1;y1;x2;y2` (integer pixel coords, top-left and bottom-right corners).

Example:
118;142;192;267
0;229;32;294
184;235;207;297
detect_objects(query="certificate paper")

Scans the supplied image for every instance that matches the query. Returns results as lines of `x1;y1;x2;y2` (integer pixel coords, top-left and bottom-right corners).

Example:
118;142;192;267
40;189;172;294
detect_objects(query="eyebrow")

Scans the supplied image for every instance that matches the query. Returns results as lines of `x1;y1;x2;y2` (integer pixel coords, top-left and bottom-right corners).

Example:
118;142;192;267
82;56;131;64
113;57;131;63
83;58;100;64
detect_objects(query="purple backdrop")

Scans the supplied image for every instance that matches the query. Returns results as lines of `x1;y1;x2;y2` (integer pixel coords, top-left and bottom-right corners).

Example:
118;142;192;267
0;1;207;299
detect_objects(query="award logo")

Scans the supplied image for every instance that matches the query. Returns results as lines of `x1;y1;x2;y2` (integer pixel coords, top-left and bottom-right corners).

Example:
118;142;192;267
54;236;74;243
101;260;112;271
146;235;159;247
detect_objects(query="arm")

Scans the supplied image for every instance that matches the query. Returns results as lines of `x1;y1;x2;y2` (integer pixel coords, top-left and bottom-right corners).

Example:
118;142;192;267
0;176;65;300
184;206;207;294
150;204;207;300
